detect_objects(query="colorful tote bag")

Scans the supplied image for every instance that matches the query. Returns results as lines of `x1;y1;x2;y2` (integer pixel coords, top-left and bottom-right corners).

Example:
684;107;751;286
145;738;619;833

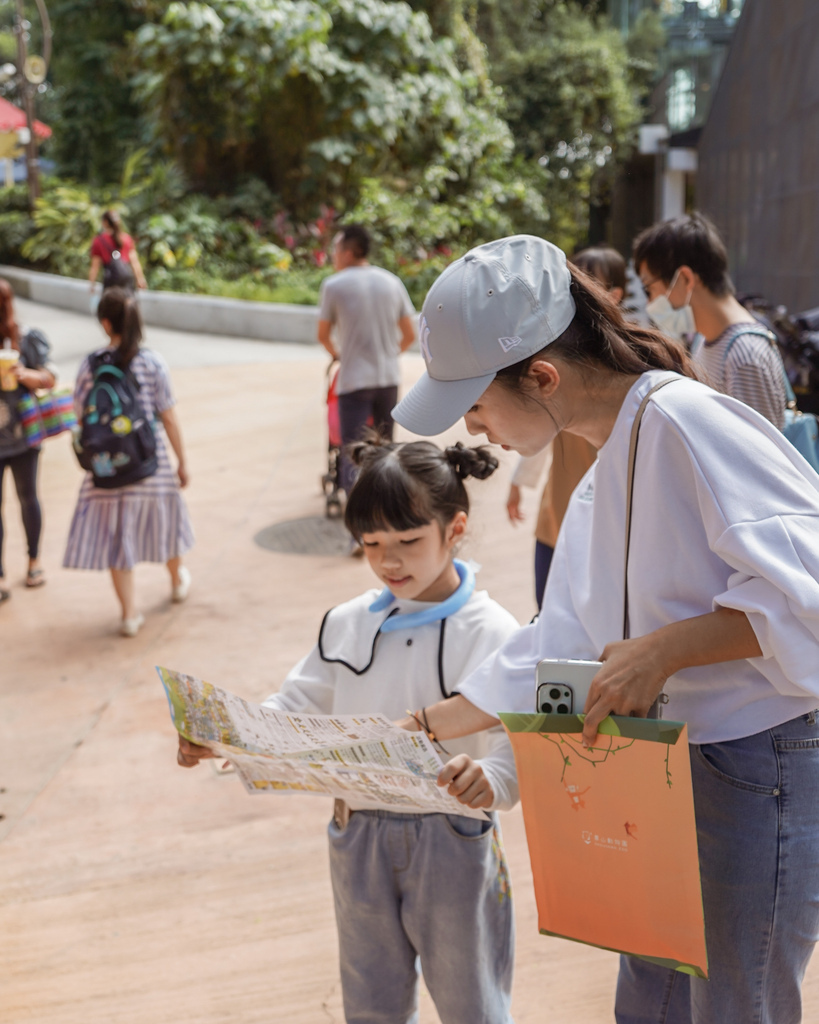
500;712;707;977
17;388;77;447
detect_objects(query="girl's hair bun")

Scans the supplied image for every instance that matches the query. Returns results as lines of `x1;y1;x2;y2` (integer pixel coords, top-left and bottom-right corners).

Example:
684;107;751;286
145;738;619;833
444;442;499;481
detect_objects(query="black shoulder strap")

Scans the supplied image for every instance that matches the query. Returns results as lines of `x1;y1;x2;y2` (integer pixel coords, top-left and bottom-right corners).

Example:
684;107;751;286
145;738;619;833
98;233;115;261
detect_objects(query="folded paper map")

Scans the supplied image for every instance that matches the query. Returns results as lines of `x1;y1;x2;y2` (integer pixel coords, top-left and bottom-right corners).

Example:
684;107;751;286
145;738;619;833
159;666;487;819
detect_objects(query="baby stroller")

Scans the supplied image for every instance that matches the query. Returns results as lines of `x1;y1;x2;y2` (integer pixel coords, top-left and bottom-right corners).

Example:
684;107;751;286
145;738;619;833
322;361;374;518
322;362;343;519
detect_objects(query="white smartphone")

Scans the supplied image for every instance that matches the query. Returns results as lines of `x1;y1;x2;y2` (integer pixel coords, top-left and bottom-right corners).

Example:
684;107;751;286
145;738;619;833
535;659;602;714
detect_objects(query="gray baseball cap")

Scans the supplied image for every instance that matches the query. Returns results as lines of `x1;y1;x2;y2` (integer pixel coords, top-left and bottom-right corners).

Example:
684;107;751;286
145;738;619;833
393;235;576;436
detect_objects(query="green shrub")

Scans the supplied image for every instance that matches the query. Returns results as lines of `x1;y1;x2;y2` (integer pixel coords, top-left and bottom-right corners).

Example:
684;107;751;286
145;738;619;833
0;185;33;216
0;211;36;266
145;266;327;305
21;183;105;277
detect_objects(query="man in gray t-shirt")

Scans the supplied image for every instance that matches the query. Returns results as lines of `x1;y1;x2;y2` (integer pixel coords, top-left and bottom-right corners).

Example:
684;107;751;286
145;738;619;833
318;225;415;491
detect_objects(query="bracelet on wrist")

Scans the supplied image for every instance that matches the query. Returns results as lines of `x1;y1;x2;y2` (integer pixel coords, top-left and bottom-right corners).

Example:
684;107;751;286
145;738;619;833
405;707;450;757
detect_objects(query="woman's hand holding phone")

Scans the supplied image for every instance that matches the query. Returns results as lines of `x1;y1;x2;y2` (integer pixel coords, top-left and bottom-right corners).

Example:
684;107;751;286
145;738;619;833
581;635;671;748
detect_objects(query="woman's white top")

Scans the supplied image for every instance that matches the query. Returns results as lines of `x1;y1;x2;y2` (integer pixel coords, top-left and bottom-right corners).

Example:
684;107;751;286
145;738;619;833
459;370;819;745
263;588;521;811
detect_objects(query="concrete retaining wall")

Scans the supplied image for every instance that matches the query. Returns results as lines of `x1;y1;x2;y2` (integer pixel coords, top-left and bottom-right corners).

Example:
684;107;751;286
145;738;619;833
0;265;320;344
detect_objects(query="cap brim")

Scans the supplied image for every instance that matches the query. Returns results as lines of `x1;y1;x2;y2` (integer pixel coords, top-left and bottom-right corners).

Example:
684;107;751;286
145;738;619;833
392;370;496;436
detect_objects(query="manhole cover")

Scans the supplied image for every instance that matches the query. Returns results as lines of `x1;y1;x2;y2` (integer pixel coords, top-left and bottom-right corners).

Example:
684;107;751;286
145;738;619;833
254;516;352;556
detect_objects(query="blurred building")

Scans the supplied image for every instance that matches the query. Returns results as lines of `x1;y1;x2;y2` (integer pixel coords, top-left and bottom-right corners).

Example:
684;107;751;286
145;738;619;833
607;1;746;252
697;0;819;311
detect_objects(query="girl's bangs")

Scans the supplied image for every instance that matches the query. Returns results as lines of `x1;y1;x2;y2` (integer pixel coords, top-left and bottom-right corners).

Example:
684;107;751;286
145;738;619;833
344;459;432;538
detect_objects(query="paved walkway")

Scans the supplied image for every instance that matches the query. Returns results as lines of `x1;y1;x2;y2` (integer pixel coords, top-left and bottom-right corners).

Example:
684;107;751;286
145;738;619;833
1;302;816;1022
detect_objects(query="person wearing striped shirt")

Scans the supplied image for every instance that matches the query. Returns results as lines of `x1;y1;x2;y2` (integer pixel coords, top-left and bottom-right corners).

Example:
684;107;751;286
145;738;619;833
634;211;787;428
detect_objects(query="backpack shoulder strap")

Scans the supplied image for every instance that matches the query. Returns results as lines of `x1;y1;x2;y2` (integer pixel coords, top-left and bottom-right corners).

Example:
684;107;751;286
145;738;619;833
720;322;795;404
720;322;777;366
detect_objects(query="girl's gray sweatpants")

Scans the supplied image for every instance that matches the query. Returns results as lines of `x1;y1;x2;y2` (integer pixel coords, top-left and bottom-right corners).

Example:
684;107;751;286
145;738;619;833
328;807;515;1024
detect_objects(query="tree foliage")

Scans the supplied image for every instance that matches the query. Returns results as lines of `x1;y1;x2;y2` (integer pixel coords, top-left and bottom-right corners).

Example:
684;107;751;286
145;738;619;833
31;0;660;285
47;0;150;183
131;0;521;221
487;4;645;218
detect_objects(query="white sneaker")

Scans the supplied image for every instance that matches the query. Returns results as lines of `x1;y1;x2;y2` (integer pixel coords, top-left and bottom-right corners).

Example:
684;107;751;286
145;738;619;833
172;566;191;603
120;613;145;638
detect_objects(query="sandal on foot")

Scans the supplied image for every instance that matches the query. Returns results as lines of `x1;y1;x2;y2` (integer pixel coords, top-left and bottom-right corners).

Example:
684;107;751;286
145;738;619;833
120;613;145;638
172;566;191;603
25;568;46;588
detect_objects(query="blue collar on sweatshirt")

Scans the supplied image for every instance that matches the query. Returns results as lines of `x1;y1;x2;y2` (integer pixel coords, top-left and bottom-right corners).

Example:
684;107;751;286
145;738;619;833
368;559;475;633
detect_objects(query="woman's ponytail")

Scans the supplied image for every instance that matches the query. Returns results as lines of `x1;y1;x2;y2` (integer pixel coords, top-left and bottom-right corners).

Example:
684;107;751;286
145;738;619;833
102;209;124;250
97;287;143;368
444;441;498;481
0;278;19;348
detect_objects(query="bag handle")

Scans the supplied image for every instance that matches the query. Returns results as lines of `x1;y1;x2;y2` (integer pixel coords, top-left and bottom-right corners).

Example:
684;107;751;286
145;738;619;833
623;378;680;640
86;381;123;423
623;376;681;719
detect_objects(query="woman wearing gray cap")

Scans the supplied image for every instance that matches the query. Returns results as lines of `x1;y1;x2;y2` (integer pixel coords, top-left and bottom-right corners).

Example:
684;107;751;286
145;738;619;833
394;236;819;1024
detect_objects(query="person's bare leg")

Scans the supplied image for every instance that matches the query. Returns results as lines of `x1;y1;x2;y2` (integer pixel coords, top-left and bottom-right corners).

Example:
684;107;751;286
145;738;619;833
110;568;136;620
166;556;182;589
168;556;191;602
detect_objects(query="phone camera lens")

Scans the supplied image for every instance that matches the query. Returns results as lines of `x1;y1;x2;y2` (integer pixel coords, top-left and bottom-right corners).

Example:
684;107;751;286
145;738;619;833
557;703;569;714
549;687;561;700
541;702;553;714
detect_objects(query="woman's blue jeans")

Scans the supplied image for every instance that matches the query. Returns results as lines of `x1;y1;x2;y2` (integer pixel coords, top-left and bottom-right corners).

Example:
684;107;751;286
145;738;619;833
615;709;819;1024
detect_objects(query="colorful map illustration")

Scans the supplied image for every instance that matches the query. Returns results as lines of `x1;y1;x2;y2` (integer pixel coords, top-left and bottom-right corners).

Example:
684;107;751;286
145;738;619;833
158;666;487;819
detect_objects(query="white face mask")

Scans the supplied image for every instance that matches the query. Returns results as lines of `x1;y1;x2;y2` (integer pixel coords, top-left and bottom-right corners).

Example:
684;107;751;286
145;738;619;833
645;270;695;342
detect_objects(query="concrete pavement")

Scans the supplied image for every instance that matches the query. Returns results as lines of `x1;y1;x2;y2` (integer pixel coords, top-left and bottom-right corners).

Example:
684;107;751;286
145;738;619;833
1;302;816;1023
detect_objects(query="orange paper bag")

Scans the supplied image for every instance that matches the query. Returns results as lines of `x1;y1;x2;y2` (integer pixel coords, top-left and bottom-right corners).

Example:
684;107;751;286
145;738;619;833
500;713;707;977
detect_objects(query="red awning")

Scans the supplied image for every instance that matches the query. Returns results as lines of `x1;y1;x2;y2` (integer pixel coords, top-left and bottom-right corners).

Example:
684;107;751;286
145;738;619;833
0;96;51;139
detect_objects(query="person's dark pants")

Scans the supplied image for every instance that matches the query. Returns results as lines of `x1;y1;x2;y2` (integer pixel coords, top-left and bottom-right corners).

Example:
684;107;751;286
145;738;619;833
0;447;42;577
338;386;398;493
534;540;554;609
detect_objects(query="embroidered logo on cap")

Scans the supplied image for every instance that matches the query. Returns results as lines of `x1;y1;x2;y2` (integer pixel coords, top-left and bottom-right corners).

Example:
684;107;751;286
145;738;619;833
419;316;432;364
498;336;522;353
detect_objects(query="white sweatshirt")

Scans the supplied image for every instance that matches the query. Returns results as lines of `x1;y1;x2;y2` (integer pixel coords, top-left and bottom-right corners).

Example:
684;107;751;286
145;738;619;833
459;370;819;745
263;587;521;811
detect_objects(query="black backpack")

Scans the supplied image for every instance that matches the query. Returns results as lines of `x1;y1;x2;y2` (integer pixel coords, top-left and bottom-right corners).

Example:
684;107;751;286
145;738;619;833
100;234;136;291
75;351;158;488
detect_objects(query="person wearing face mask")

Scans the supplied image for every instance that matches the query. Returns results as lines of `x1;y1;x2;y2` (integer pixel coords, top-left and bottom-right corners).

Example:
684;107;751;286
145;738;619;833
634;212;787;429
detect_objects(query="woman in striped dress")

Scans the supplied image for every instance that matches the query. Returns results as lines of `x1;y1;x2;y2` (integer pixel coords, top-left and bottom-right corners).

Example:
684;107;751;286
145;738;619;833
64;289;194;636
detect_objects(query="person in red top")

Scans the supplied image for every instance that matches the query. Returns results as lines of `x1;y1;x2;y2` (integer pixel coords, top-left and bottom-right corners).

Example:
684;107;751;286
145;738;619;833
88;210;147;299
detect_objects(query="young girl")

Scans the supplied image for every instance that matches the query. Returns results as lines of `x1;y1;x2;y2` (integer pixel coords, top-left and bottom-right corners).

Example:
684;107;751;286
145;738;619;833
88;209;147;297
64;288;194;636
178;438;520;1024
